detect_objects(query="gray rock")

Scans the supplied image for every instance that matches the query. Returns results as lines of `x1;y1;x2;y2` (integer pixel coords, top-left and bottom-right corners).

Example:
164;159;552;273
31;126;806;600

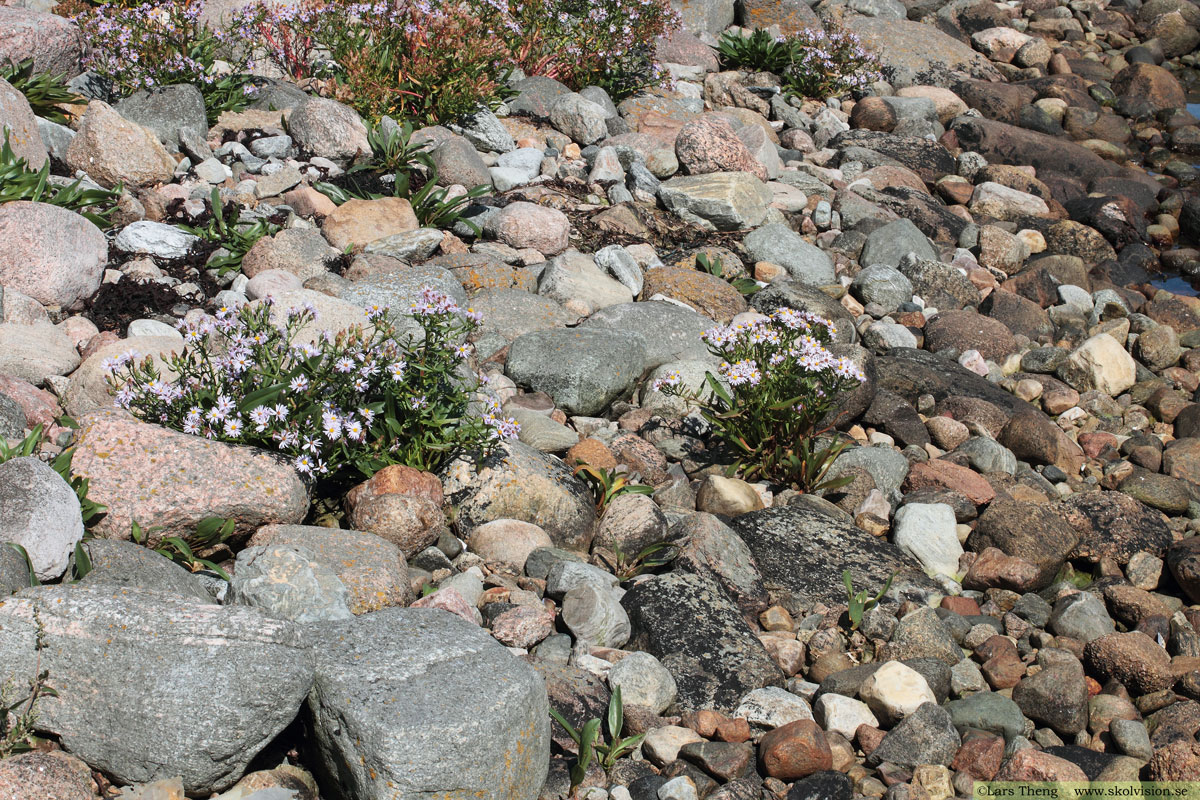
288;96;369;166
429;134;492;188
0;584;312;794
673;512;771;625
0;323;80;387
594;492;668;555
340;263;466;334
863;319;919;351
455;108;516;153
562;583;631;647
580;301;716;370
897;254;982;310
114;84;207;152
0;76;48;169
1048;591;1116;643
742;223;835;286
852;264;914;313
78;539;213;602
944;691;1026;740
506;328;646;416
307;608;549;799
579;86;618;119
362;228;444;262
36;117;73;162
892;503;963;578
0;389;25;439
622;570;784;713
507;75;573;118
1012;663;1088;736
1109;718;1152;760
866;702;960;767
248;134;292;159
550;93;609;146
470;288;575;341
495;147;545;181
880;606;963;665
676;0;735;34
0;543;27;596
509;409;579;452
828;445;911;497
749;279;859;345
953;436;1017;475
861;218;937;268
113;220;199;260
609;651;677;714
658;172;773;231
230;545;354;623
546;560;620;599
842;16;1002;88
594;244;644;296
0;456;83;581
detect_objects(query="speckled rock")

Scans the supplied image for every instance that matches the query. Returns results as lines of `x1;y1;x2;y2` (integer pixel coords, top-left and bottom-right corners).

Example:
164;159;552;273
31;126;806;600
65;101;175;188
0;751;97;800
71;409;309;544
506;327;646;415
641;266;748;323
658;172;773;231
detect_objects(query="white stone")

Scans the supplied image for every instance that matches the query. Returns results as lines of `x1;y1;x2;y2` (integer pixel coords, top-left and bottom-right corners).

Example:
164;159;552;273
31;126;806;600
892;503;964;579
734;686;814;728
642;726;703;767
814;693;880;739
114;221;200;260
608;652;677;714
1060;333;1137;396
857;660;937;725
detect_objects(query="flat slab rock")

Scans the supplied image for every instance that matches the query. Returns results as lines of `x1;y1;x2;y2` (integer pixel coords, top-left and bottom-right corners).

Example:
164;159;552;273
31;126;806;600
305;607;550;800
0;584;313;794
729;505;939;611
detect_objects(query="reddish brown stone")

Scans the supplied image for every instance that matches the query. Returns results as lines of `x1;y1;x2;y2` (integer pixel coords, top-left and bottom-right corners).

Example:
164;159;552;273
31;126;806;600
952;731;1005;781
982;653;1026;689
994;749;1088;782
904;459;996;505
758;720;832;781
963;547;1043;592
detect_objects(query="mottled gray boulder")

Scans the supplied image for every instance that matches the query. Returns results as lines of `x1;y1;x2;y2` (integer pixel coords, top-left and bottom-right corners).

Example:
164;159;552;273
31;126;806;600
861;218;937;268
78;539;213;602
729;505;938;612
842;16;1002;88
623;570;784;713
441;440;597;552
288;96;370;166
0;544;28;596
742;223;835;286
0;76;48;169
306;608;550;800
114;84;207;152
852;264;914;313
507;75;573;118
658;172;773;231
0;456;83;581
230;545;354;623
0;584;312;794
580;301;716;370
506;328;647;415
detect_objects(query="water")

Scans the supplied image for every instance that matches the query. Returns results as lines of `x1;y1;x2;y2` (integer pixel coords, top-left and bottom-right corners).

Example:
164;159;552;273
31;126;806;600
1189;103;1200;119
1149;273;1200;297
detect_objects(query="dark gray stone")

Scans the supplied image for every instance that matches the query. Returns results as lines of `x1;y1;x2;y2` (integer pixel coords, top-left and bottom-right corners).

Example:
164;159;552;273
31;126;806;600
866;702;961;767
113;84;207;152
78;539;213;602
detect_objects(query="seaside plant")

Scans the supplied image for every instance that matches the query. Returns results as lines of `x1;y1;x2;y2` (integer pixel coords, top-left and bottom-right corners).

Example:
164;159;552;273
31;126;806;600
77;1;260;123
653;308;867;490
717;25;881;99
105;288;519;492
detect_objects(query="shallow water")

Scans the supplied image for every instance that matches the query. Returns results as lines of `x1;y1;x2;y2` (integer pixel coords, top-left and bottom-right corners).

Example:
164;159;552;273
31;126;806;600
1148;272;1200;297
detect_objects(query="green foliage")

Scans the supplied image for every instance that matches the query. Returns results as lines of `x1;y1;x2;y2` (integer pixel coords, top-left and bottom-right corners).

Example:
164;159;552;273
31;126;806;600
315;120;488;235
717;26;881;99
843;569;894;631
130;516;235;580
549;686;646;792
572;461;654;514
652;309;866;490
0;59;81;125
182;188;281;275
598;541;679;582
695;252;760;298
0;669;55;758
0;132;123;228
784;437;854;494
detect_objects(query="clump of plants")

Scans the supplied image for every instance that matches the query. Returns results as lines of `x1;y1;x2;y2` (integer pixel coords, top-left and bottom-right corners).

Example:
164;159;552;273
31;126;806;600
0;133;123;228
182;187;281;275
695;251;759;297
550;686;645;793
131;516;235;579
717;26;881;99
653;307;866;491
0;59;81;125
77;1;260;124
843;569;894;631
106;287;519;492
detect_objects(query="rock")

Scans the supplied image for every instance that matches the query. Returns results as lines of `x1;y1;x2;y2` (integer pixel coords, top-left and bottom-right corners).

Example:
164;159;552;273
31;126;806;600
468;519;553;570
1135;324;1182;371
1084;632;1175;695
674;513;771;625
852;265;914;313
944;691;1026;741
860;218;937;268
729;505;937;611
114;84;207;152
896;255;982;311
113;220;199;260
658;172;773;231
65;101;175;189
486;201;570;256
241;228;340;282
814;693;879;740
1058;334;1137;396
342;465;444;560
537;250;635;316
78;539;212;603
758;720;832;781
785;771;853;800
892;503;963;578
0;75;47;169
950;116;1120;186
306;608;549;799
288;96;369;166
925;310;1016;362
1048;591;1117;643
322;197;419;251
0;456;83;582
594;492;668;554
0;584;312;794
581;301;714;369
1063;491;1172;564
676;115;767;181
0;202;106;309
878;606;963;666
969;182;1050;221
0;751;96;800
550;93;609;145
1012;663;1089;735
998;409;1084;475
843;16;1000;87
736;686;814;728
71;409;309;543
229;544;353;623
967;500;1080;590
0;322;80;386
562;582;631;647
622;570;785;713
640;266;748;323
594;244;645;296
441;440;597;552
742;223;834;286
506;328;646;415
1111;63;1187;119
609;651;677;715
858;661;938;726
904;459;994;505
0;8;83;77
866;702;961;768
62;334;183;417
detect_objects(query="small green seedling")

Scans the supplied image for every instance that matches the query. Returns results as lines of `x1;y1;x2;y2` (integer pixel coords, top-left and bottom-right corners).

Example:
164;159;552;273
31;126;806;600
843;570;895;631
572;461;654;514
549;686;646;793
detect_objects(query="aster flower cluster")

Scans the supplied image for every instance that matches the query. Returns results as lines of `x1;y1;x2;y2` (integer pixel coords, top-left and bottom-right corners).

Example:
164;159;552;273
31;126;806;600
106;287;517;485
78;1;259;121
780;27;882;99
653;307;866;486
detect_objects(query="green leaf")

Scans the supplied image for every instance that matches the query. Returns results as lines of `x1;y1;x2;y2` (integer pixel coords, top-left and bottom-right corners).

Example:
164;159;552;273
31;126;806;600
71;541;92;581
548;707;580;745
607;685;624;741
5;544;38;587
704;373;733;406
